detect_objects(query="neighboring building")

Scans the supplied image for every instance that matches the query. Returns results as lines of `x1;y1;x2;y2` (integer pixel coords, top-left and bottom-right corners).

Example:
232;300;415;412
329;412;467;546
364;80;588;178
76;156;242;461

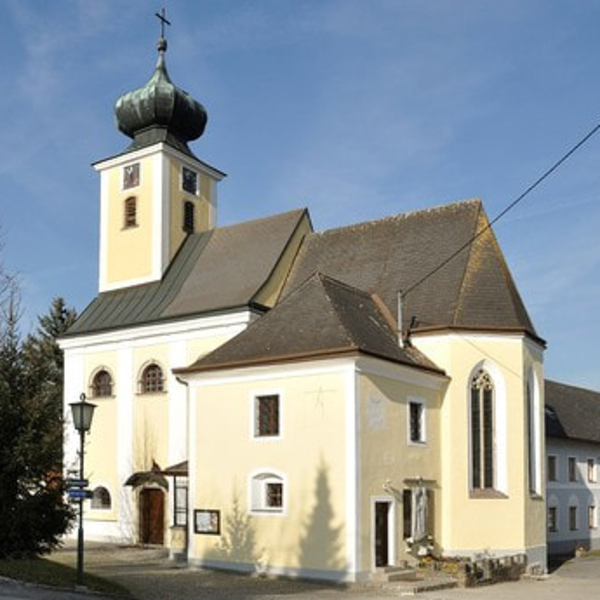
545;380;600;555
61;33;547;581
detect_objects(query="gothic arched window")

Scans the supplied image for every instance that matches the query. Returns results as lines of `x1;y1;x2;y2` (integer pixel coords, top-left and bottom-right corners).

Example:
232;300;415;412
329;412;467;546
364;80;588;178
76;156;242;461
471;369;495;490
140;363;164;394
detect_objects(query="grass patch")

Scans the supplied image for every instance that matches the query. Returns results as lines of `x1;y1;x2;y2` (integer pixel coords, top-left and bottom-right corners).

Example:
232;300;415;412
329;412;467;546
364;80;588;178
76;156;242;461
0;556;131;596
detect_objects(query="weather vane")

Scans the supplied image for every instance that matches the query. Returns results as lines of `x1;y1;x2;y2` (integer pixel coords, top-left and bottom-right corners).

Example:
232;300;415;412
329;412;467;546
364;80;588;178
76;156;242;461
155;7;171;39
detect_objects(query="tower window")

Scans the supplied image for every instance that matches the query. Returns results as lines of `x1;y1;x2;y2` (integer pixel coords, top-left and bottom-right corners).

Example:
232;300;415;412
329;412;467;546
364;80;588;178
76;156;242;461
124;196;137;228
183;201;195;234
123;163;140;189
182;166;198;194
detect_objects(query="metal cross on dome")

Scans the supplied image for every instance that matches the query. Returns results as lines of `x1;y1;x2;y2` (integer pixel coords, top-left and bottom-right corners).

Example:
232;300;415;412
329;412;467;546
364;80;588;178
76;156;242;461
155;7;171;38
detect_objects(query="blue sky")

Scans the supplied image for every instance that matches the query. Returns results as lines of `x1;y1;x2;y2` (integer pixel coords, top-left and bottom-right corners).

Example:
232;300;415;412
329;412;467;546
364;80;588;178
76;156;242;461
1;0;599;390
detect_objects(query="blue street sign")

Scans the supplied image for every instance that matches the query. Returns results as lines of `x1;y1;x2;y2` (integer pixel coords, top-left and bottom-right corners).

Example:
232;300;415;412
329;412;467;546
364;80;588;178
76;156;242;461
65;478;89;488
68;488;93;500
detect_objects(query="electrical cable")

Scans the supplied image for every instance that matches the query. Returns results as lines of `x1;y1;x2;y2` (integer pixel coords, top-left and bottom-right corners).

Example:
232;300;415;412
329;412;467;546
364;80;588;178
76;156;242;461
403;122;600;297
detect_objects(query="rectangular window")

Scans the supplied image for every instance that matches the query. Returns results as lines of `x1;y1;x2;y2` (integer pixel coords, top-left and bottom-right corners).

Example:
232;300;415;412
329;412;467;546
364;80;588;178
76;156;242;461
589;505;596;529
174;477;188;526
548;506;558;532
547;455;558;482
588;458;596;483
569;457;578;482
569;506;578;531
266;482;283;508
409;401;425;443
255;394;280;437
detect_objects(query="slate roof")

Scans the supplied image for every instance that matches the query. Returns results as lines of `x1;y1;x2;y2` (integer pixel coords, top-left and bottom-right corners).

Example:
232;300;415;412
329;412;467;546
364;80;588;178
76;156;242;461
545;380;600;444
64;209;308;336
178;272;443;374
282;199;539;340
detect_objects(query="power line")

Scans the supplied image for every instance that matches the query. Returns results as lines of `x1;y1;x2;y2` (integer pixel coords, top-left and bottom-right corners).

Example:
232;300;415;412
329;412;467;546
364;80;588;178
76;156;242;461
404;121;600;297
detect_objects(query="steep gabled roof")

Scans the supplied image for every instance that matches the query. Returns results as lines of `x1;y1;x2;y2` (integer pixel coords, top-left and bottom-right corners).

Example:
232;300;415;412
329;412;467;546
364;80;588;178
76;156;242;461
64;209;309;336
282;199;539;340
545;380;600;444
178;273;443;374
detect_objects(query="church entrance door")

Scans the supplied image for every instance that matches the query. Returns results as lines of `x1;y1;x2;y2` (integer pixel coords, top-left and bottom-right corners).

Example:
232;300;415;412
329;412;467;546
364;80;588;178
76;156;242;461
139;488;164;545
374;501;392;567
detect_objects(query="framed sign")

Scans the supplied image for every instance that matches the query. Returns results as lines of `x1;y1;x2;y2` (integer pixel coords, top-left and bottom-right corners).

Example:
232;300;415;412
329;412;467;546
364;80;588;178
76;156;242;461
194;509;221;535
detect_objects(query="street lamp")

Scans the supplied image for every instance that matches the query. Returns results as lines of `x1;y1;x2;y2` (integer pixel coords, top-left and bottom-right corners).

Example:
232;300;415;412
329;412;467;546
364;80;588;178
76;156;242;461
69;393;96;588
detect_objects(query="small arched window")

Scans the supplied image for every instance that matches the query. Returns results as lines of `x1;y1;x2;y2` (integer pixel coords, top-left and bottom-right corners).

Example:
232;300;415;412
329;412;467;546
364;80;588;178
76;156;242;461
91;369;113;398
124;196;137;228
250;472;285;513
141;363;164;393
470;369;494;490
91;486;112;510
183;201;195;234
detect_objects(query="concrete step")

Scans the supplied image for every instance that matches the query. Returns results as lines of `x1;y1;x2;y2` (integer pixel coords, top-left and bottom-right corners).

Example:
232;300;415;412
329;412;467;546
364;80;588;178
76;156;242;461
385;575;458;595
371;566;419;583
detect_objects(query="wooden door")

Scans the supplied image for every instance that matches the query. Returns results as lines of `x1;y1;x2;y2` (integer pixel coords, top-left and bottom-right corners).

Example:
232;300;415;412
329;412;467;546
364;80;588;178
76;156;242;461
375;501;390;567
140;488;164;545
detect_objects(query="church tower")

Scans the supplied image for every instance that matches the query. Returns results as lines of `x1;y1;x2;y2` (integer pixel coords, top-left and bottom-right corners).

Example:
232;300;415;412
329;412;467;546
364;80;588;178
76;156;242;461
94;32;225;293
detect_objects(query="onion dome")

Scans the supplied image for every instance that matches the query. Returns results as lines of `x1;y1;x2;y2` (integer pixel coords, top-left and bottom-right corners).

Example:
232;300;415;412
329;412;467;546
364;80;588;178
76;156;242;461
114;37;207;155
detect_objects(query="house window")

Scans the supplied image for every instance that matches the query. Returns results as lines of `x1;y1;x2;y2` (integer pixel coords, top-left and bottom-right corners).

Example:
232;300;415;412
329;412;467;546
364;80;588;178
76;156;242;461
589;505;597;530
183;201;195;234
255;394;280;437
250;472;285;513
124;196;137;228
408;400;425;444
547;455;558;482
123;163;140;189
182;166;198;194
548;506;558;532
174;477;188;527
569;505;578;531
91;369;113;397
568;457;578;482
588;459;596;483
470;369;495;489
91;486;111;510
140;363;164;393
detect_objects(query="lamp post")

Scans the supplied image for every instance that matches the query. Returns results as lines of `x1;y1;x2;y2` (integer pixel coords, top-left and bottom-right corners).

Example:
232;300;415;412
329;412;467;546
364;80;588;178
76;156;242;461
69;393;96;588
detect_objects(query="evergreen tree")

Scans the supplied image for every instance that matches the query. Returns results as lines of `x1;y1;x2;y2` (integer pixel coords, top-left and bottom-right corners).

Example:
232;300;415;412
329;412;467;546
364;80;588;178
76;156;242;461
0;294;76;557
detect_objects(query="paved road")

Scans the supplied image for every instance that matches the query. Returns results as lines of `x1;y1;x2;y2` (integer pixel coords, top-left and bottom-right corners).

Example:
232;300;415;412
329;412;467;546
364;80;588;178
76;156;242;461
4;544;600;600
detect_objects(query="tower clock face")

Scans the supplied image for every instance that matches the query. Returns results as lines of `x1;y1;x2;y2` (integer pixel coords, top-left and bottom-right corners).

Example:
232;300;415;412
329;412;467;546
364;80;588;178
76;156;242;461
182;166;198;194
123;163;140;189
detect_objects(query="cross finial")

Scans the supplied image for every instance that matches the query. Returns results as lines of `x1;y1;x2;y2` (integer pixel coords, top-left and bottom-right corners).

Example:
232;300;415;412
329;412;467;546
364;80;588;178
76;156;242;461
155;7;171;39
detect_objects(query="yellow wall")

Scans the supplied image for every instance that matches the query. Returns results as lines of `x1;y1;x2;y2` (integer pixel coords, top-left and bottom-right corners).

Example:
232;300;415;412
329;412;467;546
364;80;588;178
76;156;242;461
413;333;545;557
105;155;155;285
357;372;442;568
191;370;349;575
255;214;311;308
82;352;119;522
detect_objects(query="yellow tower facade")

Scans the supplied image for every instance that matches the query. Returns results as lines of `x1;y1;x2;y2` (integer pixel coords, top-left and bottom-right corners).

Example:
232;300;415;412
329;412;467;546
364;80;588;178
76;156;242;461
95;34;224;292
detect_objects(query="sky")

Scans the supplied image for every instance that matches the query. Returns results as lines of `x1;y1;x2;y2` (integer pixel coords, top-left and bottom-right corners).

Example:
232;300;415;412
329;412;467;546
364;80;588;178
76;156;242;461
1;0;599;391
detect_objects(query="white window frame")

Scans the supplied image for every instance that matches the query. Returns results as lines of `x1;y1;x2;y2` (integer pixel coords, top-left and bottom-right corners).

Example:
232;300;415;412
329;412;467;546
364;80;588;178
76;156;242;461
588;458;597;483
250;390;283;441
589;504;597;530
248;470;286;516
407;397;426;445
568;456;578;482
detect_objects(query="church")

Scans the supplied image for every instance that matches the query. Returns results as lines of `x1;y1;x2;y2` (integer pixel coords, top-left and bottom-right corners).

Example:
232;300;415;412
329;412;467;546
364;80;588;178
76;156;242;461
60;27;547;582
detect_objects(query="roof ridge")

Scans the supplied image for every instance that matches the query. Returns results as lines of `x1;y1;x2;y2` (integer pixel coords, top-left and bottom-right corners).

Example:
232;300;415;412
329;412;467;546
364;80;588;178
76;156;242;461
214;207;308;232
310;198;482;238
